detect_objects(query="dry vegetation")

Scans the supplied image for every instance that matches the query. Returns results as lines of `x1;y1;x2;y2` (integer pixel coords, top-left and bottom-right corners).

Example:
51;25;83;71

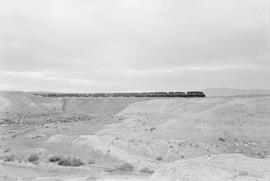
139;167;155;175
27;153;39;163
0;154;16;162
105;163;134;174
48;155;64;162
58;157;84;167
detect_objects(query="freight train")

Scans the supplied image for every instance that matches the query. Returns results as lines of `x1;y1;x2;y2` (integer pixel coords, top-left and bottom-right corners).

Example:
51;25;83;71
34;91;206;97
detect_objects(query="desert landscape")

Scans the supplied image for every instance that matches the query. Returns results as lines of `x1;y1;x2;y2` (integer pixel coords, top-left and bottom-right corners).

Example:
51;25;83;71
1;0;269;180
0;91;270;181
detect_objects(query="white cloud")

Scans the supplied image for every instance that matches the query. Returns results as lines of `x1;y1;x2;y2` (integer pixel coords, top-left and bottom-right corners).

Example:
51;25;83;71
0;70;99;87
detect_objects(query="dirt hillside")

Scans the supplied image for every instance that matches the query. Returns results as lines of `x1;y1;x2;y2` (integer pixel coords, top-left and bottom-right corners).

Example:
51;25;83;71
99;96;270;161
151;154;270;181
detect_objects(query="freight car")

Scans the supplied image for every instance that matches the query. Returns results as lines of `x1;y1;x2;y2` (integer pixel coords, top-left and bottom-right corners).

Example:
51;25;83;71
35;91;206;97
152;92;168;97
186;91;205;97
168;92;186;97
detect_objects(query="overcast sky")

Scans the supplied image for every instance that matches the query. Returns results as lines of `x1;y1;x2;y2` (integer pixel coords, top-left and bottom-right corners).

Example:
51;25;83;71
0;0;269;92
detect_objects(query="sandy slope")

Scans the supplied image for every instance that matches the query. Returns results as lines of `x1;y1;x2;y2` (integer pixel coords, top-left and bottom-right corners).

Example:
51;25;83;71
101;154;270;181
64;97;149;115
0;91;148;120
99;96;270;160
0;91;62;114
151;154;270;181
2;154;269;181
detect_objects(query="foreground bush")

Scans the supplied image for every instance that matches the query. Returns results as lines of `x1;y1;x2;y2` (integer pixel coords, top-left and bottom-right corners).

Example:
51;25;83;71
48;155;64;162
218;137;226;142
140;167;155;175
257;151;268;158
118;163;134;172
58;157;84;167
88;159;95;165
0;154;16;162
105;163;134;174
156;156;163;161
28;153;39;162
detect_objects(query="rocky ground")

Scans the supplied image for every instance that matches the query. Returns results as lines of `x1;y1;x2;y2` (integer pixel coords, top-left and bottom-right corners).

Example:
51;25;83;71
0;91;270;181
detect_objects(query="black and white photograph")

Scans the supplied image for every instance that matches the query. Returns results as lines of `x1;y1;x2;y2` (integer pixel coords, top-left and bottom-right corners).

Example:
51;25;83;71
0;0;270;180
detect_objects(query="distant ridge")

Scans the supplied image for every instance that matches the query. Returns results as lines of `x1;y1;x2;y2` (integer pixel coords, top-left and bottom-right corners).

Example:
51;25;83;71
33;91;206;98
204;88;270;97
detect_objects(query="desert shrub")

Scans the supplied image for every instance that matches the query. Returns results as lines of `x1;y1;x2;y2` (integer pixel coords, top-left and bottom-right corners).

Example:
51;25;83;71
88;159;95;165
0;154;16;162
58;157;84;167
105;163;134;174
104;168;115;173
156;156;163;161
48;155;64;162
140;167;155;175
28;153;39;162
238;170;249;177
4;148;10;153
218;137;226;142
117;163;134;172
257;151;268;158
87;176;98;180
150;127;156;131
